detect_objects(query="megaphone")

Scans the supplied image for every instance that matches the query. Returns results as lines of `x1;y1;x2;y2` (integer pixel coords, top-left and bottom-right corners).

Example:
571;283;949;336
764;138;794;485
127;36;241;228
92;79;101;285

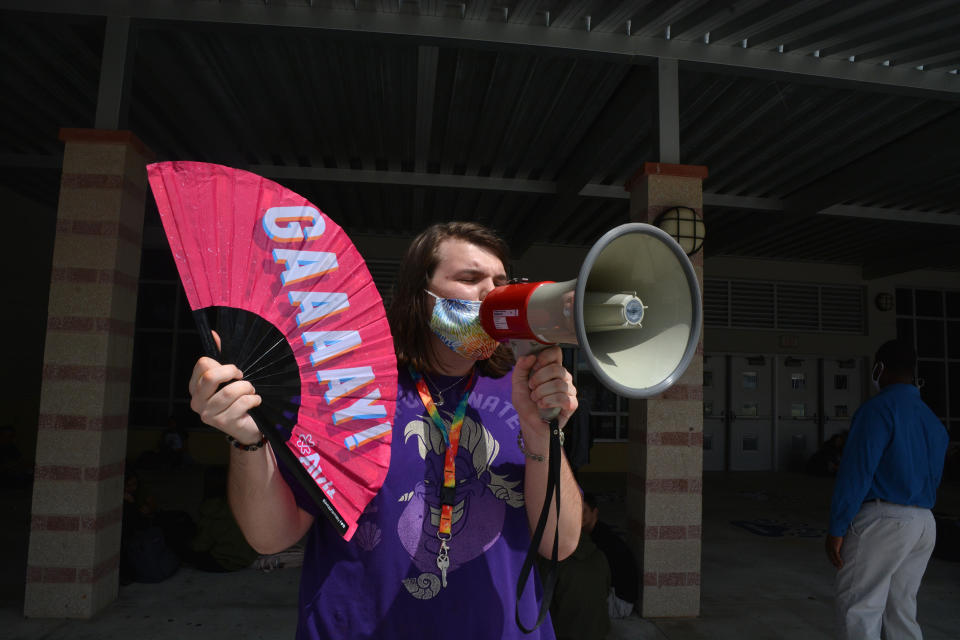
480;223;702;398
497;223;703;633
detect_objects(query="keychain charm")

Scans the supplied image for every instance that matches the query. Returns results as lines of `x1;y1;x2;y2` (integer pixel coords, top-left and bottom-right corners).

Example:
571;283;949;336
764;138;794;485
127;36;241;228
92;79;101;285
436;538;450;588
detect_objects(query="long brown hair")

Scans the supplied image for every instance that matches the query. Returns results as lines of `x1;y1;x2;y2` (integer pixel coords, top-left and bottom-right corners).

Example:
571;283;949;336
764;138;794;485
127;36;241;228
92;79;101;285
388;222;515;378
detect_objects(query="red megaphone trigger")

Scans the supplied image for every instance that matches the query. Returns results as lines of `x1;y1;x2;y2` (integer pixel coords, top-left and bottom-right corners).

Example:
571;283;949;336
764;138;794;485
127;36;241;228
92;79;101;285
479;281;555;344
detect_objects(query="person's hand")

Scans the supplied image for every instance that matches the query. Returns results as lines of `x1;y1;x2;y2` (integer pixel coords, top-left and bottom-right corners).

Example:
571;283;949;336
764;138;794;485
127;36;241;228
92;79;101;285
511;346;578;433
825;534;844;569
188;332;262;444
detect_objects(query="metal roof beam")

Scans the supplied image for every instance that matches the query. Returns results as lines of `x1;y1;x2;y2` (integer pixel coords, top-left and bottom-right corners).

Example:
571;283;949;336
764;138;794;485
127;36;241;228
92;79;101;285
708;0;833;46
630;0;705;39
785;110;960;214
856;33;960;66
819;204;960;226
553;67;649;193
767;1;930;57
7;0;960;98
94;15;134;130
508;0;543;25
913;52;960;72
415;45;438;173
2;150;955;230
816;2;960;60
744;0;899;51
592;0;643;33
248;164;960;227
251;165;557;193
862;241;960;279
505;66;649;255
703;192;782;210
655;57;680;163
0;153;63;169
665;0;735;41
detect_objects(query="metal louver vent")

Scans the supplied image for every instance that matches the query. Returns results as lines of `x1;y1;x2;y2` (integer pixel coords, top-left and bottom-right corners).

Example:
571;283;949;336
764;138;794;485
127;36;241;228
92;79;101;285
777;284;819;330
730;280;774;328
821;286;864;332
365;259;400;309
703;278;730;327
705;278;864;334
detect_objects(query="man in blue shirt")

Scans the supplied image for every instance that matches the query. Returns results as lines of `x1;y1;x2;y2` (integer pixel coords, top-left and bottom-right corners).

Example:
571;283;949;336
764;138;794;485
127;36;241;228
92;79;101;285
826;340;949;639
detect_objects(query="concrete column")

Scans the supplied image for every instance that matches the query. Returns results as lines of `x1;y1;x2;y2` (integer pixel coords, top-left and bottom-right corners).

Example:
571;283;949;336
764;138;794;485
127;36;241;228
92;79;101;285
624;162;707;617
25;129;151;618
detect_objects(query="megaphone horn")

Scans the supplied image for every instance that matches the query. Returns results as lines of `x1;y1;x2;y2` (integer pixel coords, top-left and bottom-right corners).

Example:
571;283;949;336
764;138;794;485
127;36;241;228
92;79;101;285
480;223;702;399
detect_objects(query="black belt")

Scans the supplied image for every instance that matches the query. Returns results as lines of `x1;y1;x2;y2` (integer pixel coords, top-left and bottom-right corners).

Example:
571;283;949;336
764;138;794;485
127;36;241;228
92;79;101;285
863;498;922;508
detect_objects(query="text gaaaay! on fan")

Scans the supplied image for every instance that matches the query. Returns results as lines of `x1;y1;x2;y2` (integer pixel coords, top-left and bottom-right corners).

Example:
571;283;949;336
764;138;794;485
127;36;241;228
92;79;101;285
263;206;392;500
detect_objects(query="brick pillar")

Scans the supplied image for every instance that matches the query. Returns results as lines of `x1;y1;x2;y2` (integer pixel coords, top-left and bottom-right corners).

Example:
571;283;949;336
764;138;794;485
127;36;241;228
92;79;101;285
25;129;151;618
624;162;706;617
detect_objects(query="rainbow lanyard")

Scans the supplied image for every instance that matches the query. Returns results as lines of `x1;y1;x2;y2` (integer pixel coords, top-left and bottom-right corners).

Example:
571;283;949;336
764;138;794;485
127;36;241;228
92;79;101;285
409;365;476;537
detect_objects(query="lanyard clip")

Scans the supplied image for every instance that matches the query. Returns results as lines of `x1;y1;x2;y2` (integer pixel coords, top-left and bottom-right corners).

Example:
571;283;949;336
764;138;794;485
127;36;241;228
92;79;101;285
440;486;457;507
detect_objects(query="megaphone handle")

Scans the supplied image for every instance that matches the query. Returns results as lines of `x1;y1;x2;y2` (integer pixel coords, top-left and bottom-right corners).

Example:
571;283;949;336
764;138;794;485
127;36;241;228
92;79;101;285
508;339;563;422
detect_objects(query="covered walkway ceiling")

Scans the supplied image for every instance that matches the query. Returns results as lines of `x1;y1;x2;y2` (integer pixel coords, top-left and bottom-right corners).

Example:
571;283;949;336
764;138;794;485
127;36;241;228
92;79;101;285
2;0;959;277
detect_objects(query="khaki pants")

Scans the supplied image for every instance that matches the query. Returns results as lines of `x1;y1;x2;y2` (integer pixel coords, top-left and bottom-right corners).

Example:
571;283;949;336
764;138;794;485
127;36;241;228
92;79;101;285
835;501;937;640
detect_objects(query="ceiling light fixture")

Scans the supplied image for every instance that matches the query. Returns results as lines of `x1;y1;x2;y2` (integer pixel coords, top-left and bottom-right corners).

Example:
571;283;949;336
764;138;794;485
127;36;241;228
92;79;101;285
875;293;894;312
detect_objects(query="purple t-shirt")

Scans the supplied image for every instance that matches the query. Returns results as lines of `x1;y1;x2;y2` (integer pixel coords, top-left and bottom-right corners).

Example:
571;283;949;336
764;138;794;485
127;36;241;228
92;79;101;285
280;367;556;640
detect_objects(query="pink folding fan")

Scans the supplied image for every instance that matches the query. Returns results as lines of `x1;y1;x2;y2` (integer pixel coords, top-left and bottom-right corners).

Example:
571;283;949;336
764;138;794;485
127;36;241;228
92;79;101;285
147;161;396;540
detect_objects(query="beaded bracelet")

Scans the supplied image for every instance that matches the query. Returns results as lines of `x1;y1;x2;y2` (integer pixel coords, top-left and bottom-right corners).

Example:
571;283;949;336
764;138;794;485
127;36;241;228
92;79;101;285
226;433;267;452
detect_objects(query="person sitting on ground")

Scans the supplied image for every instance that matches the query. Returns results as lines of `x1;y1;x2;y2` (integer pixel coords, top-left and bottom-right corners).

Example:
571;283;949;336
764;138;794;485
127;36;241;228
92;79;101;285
806;432;846;477
582;492;639;618
0;425;32;488
544;490;611;640
120;470;181;584
159;417;193;468
188;466;258;572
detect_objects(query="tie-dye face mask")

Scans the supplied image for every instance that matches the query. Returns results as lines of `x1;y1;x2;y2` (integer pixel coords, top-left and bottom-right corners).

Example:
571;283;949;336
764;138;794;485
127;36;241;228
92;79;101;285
425;291;500;361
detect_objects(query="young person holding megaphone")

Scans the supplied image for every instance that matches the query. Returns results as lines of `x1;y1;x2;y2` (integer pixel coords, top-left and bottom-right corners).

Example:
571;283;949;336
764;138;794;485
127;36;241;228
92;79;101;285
188;221;700;639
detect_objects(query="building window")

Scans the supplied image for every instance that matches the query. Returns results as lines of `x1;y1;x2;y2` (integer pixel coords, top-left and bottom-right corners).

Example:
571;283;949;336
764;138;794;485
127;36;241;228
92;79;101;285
742;372;758;390
896;288;958;439
790;373;806;391
129;249;201;429
570;350;629;442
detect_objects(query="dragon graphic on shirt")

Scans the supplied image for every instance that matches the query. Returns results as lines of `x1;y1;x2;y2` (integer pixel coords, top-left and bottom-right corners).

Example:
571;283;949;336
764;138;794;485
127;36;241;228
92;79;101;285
397;409;524;600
